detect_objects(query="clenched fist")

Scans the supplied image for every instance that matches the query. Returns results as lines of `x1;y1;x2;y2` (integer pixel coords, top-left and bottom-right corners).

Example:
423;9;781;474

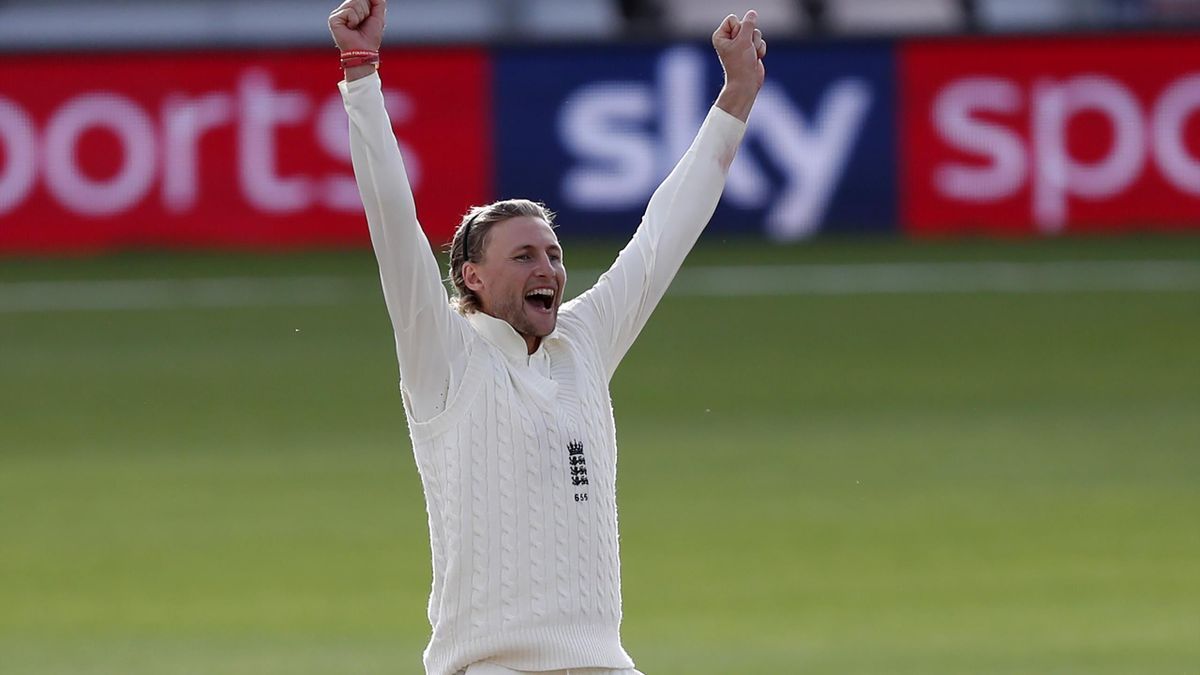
329;0;386;53
713;10;766;122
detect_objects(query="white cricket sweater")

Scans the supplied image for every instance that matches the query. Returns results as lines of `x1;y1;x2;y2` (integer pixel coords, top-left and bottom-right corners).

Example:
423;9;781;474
341;72;745;675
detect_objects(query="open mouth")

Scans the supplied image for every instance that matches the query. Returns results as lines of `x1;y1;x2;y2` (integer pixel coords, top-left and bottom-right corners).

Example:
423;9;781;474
524;288;555;312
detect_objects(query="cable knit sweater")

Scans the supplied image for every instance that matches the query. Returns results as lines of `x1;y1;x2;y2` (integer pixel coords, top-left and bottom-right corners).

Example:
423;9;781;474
340;72;745;675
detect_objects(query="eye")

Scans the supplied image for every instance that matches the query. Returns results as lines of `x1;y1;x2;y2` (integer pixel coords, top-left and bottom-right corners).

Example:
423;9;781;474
513;254;531;261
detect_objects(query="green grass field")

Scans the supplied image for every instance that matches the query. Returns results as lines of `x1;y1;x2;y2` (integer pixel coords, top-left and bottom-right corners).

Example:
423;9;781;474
2;236;1198;675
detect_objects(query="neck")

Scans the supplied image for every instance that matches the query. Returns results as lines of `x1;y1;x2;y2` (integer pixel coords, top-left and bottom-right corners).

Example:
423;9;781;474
523;334;541;355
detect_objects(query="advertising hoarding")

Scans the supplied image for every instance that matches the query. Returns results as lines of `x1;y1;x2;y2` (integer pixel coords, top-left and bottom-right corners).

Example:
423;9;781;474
901;36;1200;236
3;35;1200;254
494;42;897;242
0;50;490;253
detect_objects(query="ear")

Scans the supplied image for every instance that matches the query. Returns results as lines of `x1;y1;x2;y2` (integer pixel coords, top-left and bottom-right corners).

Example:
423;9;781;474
462;261;485;293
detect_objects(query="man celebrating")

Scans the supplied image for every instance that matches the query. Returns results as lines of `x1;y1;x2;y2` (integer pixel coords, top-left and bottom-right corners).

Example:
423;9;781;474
329;1;765;673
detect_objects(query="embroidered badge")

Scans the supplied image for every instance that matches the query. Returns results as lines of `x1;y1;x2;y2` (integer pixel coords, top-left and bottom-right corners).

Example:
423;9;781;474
567;439;589;500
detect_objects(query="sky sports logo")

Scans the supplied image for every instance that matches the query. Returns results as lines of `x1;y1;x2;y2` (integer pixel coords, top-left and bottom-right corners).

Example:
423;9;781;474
0;51;489;252
553;46;876;242
0;71;376;218
495;42;899;241
903;37;1200;236
1;38;1198;254
927;73;1200;231
536;38;1200;240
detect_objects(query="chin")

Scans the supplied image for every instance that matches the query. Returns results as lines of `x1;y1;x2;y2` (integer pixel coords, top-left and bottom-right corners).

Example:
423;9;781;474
527;310;558;338
532;315;558;337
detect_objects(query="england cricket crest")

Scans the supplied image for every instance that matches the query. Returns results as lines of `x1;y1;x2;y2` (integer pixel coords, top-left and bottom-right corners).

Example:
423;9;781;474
567;439;589;501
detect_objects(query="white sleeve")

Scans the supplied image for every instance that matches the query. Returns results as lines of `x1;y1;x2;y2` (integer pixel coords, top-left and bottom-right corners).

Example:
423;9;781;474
563;105;747;380
340;72;469;420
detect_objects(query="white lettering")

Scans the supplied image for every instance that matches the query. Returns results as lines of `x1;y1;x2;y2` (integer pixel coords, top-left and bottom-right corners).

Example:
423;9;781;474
1152;74;1200;196
0;70;444;223
659;48;705;168
315;93;361;212
558;47;871;240
44;93;156;216
559;82;657;206
316;90;420;211
933;78;1026;201
753;79;872;241
658;47;769;208
238;69;312;213
1032;75;1145;233
161;92;233;212
0;96;37;215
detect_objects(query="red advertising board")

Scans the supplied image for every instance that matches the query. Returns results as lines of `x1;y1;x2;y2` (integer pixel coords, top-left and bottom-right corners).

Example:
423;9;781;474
0;50;490;253
901;36;1200;236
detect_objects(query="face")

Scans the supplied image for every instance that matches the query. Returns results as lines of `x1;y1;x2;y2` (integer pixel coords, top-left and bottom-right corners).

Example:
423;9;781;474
463;216;566;350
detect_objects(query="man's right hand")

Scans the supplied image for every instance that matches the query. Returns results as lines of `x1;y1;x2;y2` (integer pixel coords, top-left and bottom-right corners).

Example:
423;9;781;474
712;10;766;123
329;0;386;80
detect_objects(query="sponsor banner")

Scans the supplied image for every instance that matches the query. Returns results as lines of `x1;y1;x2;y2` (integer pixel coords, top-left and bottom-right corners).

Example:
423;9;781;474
902;35;1200;236
494;43;897;242
0;50;490;253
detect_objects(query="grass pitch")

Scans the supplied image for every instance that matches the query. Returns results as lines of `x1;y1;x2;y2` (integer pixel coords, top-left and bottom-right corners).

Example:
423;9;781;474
1;236;1198;674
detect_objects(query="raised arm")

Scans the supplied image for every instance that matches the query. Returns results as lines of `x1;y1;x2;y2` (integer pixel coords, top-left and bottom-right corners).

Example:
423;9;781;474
564;11;766;379
331;0;466;420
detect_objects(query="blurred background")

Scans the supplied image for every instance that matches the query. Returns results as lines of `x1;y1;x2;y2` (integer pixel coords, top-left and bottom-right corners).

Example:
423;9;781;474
2;1;1199;674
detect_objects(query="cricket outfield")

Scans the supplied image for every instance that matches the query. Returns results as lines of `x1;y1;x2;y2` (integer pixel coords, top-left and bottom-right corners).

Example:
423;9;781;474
2;236;1198;675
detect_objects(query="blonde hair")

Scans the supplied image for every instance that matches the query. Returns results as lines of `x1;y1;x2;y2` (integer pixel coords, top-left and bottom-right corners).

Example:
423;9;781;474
447;199;556;314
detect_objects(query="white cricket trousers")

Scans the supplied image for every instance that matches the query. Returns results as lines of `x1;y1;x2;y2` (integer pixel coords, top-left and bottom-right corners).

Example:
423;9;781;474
463;663;644;675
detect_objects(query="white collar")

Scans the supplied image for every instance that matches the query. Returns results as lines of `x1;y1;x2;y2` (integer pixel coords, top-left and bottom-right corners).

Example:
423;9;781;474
466;310;559;362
